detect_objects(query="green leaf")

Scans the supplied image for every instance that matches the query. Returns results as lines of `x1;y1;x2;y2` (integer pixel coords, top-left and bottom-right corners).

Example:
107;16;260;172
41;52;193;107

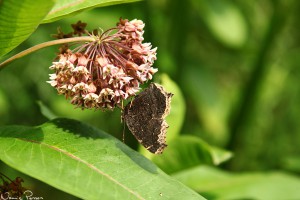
283;156;300;173
0;118;205;199
37;101;58;120
43;0;141;23
0;0;55;57
0;88;9;117
173;166;300;200
191;0;247;48
152;135;232;174
159;74;186;141
139;74;186;159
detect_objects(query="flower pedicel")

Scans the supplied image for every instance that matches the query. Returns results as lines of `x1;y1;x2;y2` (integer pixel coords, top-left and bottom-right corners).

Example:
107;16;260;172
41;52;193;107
48;18;158;110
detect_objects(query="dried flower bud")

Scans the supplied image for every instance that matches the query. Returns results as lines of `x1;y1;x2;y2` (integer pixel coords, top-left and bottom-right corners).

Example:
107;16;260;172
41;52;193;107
71;20;87;36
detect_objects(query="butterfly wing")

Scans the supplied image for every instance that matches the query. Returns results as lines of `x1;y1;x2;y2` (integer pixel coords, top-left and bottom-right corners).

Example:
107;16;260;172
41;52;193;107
123;83;172;154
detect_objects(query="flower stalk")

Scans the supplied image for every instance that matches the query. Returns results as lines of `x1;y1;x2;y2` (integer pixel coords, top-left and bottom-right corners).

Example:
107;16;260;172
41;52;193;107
0;37;95;70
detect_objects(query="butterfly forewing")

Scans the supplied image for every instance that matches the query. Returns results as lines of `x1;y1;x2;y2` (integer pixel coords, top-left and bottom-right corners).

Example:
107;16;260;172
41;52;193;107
123;83;173;154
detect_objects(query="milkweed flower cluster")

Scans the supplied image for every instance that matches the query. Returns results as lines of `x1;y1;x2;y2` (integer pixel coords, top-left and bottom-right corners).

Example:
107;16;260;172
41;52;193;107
48;19;157;110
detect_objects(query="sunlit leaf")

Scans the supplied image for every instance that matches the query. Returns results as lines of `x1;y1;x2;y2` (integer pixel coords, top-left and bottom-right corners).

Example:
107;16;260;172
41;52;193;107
0;118;205;199
173;166;300;200
159;74;186;141
43;0;141;23
152;135;232;174
191;0;247;48
0;0;55;57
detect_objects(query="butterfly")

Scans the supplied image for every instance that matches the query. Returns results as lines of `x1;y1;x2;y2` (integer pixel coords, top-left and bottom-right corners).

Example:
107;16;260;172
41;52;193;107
123;83;173;154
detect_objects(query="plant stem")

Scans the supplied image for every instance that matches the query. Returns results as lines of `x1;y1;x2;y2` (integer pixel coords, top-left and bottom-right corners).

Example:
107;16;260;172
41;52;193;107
167;0;190;80
227;0;289;170
0;36;96;70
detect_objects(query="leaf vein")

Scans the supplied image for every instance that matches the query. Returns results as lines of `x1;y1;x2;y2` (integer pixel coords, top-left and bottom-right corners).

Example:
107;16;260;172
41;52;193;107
19;138;145;199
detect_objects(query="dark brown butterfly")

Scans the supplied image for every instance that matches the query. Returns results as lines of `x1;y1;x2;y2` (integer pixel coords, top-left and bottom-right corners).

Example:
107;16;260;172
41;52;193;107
123;83;173;154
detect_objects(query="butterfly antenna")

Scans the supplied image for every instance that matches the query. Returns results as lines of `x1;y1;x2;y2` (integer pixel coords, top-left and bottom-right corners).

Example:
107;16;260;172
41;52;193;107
121;100;125;143
130;97;135;107
122;121;126;143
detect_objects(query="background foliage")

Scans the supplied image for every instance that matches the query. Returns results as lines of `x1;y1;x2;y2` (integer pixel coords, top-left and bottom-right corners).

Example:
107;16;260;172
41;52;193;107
1;0;300;199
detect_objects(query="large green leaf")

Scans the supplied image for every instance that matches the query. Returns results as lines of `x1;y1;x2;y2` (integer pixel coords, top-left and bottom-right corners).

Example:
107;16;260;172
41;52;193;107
152;135;232;174
43;0;140;23
173;166;300;200
0;0;55;57
0;118;205;199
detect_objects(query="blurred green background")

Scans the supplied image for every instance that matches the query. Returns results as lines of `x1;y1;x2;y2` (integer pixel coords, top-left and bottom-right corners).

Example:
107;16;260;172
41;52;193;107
1;0;300;198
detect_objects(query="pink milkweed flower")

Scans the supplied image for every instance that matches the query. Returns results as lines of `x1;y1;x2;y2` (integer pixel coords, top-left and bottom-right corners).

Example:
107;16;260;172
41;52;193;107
48;18;158;110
